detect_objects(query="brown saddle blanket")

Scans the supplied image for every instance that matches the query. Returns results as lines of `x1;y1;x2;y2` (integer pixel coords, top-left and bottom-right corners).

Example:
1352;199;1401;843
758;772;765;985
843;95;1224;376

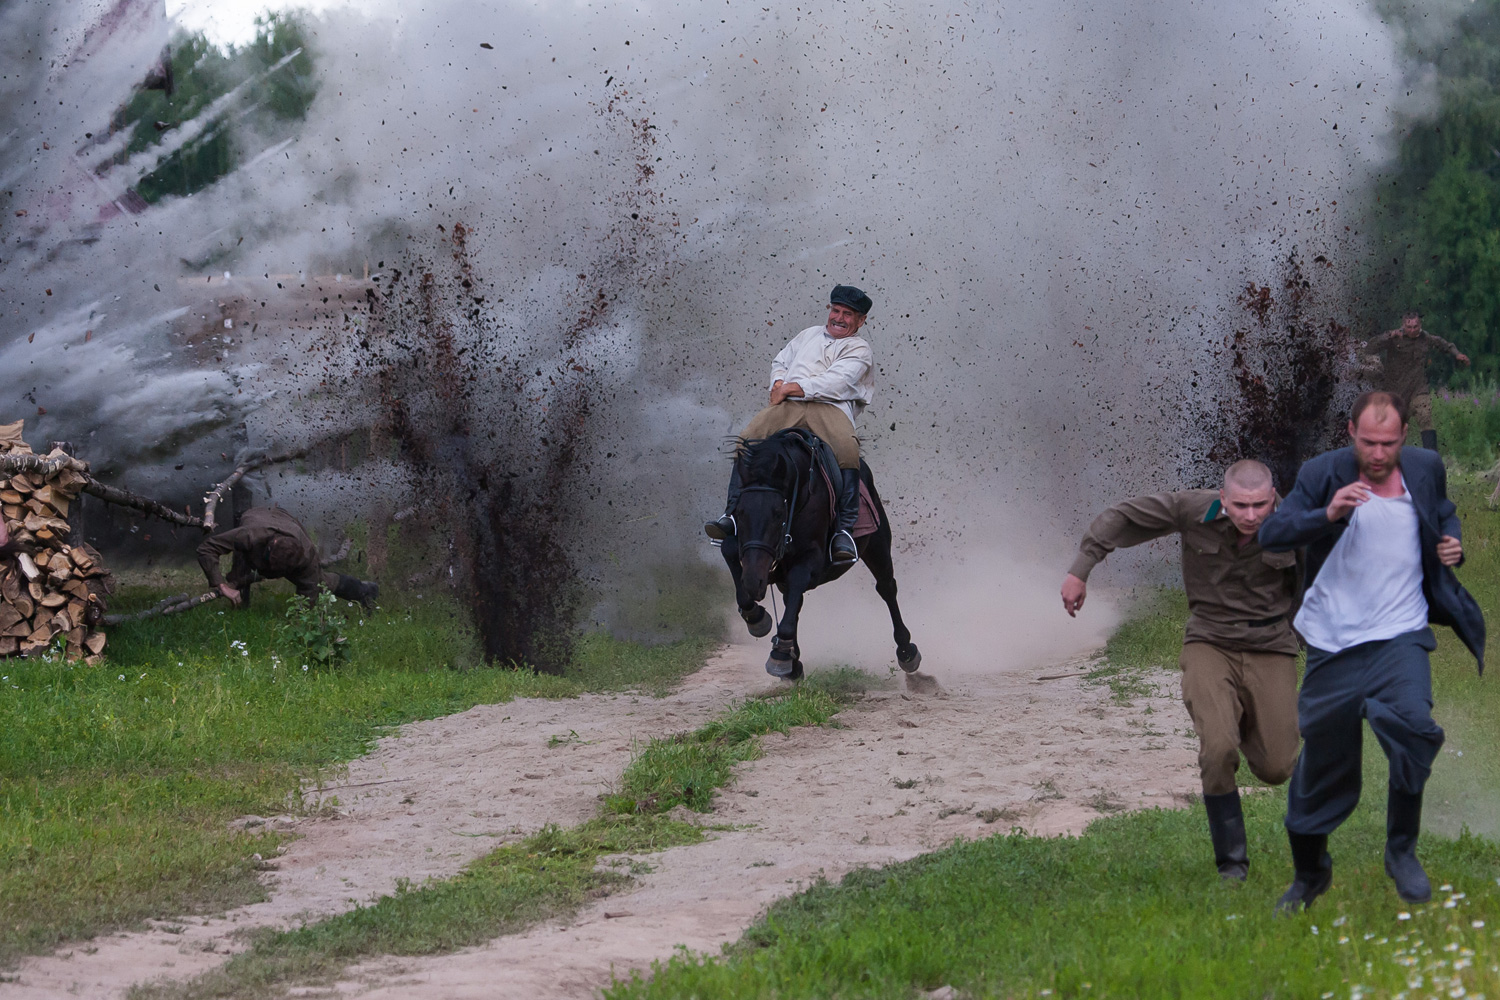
814;464;882;539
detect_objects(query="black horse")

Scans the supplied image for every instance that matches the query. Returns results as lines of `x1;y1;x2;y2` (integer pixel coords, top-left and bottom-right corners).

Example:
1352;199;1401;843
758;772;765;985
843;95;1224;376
718;429;921;680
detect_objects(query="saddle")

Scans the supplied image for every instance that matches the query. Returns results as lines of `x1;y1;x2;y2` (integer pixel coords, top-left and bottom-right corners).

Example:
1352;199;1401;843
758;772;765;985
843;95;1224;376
781;428;881;540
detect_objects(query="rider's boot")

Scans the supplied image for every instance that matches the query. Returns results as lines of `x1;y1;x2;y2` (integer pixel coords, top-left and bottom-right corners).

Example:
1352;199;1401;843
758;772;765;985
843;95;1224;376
705;465;743;541
830;468;860;566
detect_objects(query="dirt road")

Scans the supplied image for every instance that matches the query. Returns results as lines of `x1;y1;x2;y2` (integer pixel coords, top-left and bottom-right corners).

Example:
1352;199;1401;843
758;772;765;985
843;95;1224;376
8;622;1198;999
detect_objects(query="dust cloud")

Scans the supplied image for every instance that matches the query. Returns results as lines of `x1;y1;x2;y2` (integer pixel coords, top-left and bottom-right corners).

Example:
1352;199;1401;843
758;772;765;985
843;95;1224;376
2;1;1415;663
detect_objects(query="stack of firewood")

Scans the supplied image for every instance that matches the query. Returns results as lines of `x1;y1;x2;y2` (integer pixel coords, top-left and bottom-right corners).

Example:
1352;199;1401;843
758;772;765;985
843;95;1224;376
0;421;113;662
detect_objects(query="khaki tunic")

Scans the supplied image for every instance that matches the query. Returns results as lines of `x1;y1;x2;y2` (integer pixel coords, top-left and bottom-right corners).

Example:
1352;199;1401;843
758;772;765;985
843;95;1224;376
197;506;334;601
1365;329;1464;406
1068;489;1301;655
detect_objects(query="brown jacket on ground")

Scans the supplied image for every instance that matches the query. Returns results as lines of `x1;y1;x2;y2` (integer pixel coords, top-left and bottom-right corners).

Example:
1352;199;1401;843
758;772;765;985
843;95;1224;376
197;506;333;601
1068;489;1301;655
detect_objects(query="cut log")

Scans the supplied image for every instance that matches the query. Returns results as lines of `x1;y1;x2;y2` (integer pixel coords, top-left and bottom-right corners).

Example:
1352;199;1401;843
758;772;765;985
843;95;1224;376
27;580;42;602
16;552;39;581
0;490;21;504
25;622;52;645
0;637;17;657
66;626;85;650
63;579;89;600
51;610;72;633
1;573;18;604
4;620;32;638
13;594;33;618
85;632;106;655
0;605;22;630
38;591;67;609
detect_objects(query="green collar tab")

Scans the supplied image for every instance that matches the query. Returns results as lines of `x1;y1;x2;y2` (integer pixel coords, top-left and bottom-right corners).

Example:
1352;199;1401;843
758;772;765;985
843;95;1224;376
1203;498;1223;523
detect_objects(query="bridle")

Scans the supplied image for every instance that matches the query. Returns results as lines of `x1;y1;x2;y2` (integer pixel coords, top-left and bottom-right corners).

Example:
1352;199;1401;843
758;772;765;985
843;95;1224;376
736;446;811;565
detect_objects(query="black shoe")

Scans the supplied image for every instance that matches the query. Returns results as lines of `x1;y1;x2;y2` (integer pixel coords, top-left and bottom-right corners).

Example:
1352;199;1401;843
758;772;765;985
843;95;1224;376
705;515;736;541
1204;791;1249;882
1421;429;1438;452
1274;832;1332;915
1385;789;1432;903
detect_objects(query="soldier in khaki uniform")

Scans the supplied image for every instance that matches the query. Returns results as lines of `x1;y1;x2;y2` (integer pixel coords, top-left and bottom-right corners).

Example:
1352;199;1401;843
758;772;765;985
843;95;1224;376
1363;312;1469;451
1060;460;1301;881
197;506;378;609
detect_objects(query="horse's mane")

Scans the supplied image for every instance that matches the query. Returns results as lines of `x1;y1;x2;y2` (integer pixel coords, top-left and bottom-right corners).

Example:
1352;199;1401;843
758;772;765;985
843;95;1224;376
734;430;811;489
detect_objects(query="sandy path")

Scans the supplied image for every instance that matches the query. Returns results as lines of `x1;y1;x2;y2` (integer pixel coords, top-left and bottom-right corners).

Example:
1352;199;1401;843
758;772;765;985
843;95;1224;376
7;588;1200;1000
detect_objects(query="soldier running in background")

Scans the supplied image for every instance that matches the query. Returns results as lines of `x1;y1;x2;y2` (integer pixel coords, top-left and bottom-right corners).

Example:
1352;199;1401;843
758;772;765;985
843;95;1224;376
1061;460;1301;882
1363;312;1469;452
197;505;378;609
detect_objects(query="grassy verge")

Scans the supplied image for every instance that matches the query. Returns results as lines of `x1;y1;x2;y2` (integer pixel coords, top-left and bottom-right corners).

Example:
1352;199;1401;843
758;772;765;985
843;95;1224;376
135;672;865;1000
1083;587;1186;703
608;483;1500;999
0;583;713;968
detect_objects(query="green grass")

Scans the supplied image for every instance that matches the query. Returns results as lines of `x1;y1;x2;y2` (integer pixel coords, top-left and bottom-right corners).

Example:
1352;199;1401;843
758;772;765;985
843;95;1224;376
606;794;1500;1000
605;682;847;815
1083;587;1186;703
136;664;868;1000
0;582;714;968
607;481;1500;999
1433;383;1500;471
132;814;703;1000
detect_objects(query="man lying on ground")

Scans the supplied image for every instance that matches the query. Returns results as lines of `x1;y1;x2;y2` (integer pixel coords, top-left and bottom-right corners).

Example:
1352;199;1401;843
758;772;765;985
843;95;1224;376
1259;390;1484;913
197;505;378;610
1061;459;1301;882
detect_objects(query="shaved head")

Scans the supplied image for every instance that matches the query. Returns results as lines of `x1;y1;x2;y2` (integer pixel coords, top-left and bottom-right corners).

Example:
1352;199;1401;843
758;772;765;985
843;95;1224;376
1223;459;1273;493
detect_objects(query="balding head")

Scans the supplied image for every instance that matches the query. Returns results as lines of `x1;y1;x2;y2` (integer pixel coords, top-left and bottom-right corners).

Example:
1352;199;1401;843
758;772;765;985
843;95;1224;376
1220;459;1276;537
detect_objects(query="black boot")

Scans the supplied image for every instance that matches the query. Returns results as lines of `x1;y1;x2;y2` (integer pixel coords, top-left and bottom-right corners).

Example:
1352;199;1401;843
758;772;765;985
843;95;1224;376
333;574;379;610
1204;791;1249;882
1421;429;1438;452
1274;831;1332;916
1386;788;1432;903
705;465;743;541
830;468;860;565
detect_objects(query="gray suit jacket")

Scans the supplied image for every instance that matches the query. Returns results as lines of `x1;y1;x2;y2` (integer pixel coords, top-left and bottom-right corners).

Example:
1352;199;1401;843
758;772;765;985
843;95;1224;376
1258;446;1485;672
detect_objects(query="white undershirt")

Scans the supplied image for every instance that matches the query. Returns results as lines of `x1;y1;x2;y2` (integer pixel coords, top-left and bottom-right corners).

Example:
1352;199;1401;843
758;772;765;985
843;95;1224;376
1294;484;1428;653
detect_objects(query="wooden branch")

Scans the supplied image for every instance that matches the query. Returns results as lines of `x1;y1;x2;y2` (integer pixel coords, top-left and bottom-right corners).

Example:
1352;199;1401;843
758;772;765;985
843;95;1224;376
0;452;90;478
81;478;204;528
202;449;307;532
103;591;220;625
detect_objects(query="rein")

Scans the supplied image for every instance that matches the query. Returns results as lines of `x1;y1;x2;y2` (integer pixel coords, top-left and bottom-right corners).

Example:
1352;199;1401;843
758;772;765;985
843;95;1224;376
737;442;812;565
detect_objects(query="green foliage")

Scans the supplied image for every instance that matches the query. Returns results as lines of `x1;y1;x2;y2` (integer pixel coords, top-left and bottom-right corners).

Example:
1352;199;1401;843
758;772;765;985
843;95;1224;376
0;586;713;967
1432;382;1500;470
274;590;349;668
1373;1;1500;381
115;13;318;205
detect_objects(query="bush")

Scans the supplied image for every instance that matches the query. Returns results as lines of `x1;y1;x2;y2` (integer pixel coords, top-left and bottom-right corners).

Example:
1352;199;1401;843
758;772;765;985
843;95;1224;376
275;590;349;667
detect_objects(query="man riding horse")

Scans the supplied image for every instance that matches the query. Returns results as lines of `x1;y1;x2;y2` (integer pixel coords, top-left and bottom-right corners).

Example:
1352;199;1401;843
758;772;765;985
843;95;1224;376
705;284;874;566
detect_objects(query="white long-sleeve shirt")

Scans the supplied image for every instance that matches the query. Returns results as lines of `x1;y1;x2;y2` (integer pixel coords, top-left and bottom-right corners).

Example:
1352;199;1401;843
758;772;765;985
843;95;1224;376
769;325;875;427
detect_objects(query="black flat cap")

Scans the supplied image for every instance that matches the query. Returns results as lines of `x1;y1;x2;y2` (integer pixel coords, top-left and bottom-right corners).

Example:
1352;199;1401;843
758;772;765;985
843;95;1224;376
830;284;873;314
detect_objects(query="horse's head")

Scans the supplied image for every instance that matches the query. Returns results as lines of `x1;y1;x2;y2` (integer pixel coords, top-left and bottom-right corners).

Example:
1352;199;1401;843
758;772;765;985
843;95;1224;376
731;432;807;600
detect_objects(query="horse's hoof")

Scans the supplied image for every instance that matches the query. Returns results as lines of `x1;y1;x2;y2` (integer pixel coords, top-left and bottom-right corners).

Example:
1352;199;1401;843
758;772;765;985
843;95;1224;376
788;659;804;681
767;638;796;678
897;643;922;673
742;605;772;638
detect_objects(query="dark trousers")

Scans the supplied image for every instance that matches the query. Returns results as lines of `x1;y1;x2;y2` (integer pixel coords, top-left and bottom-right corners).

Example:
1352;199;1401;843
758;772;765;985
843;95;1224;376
1286;628;1444;835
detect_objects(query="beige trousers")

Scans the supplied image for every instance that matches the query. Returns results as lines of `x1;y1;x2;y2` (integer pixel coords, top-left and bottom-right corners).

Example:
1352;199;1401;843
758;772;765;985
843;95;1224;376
741;400;860;469
1179;642;1300;796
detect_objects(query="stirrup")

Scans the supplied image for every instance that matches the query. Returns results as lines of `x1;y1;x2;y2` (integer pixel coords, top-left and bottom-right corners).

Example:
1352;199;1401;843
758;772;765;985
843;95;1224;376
830;529;858;565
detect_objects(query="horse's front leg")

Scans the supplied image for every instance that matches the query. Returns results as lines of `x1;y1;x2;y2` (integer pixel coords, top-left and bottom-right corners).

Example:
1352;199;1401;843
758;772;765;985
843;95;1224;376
721;537;772;637
766;559;814;680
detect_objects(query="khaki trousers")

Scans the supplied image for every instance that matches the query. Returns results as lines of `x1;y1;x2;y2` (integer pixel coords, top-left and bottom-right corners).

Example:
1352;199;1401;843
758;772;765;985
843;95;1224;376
741;400;860;469
1179;642;1300;796
1408;391;1434;433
